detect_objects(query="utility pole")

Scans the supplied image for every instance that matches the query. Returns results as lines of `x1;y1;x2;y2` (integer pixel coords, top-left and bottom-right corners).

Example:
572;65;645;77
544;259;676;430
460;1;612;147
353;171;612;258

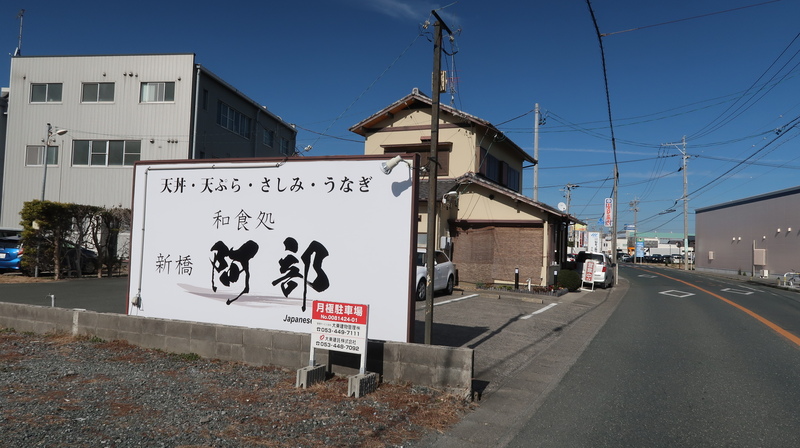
424;10;452;345
562;183;578;247
630;198;639;263
562;183;579;213
533;103;540;201
610;166;618;284
662;136;689;270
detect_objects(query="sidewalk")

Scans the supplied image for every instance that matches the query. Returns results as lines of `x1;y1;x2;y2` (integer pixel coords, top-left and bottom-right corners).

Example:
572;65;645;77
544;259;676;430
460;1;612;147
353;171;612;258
414;280;628;447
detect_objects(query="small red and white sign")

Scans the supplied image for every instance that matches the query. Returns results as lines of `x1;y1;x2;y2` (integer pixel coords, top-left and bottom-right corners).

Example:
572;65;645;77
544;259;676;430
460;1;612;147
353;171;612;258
583;260;596;283
311;300;368;355
603;198;613;228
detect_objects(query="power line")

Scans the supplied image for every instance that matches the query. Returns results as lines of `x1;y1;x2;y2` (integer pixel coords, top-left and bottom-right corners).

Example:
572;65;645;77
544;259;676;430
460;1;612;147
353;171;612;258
600;0;783;37
688;114;800;199
586;0;620;260
689;30;800;140
304;30;424;152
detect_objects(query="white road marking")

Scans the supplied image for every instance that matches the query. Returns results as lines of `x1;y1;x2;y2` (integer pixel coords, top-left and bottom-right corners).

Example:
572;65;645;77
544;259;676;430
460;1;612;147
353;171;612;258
659;290;695;298
521;303;559;319
721;288;754;295
434;294;480;306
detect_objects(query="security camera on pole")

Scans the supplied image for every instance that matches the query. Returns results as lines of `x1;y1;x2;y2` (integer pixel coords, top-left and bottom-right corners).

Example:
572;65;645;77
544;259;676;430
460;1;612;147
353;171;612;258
41;123;67;201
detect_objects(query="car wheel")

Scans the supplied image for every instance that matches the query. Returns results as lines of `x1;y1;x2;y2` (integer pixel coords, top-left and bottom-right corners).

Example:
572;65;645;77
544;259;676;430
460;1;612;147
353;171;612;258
445;275;454;295
81;262;97;275
416;279;426;301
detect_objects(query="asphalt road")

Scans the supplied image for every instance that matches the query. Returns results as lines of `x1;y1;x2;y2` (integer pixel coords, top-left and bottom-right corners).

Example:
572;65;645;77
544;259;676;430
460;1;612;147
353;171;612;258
507;264;800;447
0;276;129;314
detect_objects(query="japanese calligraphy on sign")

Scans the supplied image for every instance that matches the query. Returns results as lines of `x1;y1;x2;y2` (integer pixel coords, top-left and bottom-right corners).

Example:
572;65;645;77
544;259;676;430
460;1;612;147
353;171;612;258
128;157;417;343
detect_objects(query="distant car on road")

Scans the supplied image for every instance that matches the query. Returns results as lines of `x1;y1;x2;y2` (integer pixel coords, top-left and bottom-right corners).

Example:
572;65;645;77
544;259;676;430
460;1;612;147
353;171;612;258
576;251;614;289
415;249;456;301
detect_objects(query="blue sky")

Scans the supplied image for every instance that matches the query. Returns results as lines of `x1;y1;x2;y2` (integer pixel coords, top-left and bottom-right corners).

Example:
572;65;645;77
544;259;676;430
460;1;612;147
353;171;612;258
2;0;799;235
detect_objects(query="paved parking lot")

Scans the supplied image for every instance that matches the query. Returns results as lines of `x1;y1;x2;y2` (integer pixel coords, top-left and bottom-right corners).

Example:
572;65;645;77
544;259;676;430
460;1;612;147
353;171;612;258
414;285;622;400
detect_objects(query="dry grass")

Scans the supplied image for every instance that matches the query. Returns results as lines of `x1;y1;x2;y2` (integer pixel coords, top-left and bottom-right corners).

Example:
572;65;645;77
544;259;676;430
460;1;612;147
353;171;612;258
0;272;54;283
1;331;474;447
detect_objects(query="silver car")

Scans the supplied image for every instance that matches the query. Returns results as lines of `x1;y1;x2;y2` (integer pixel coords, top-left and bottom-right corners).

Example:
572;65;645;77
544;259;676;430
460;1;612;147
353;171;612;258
576;251;614;289
415;250;456;301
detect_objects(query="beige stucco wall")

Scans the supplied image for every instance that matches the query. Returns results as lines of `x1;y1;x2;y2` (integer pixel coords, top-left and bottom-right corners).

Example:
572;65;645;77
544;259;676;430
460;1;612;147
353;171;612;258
359;100;558;286
362;109;525;181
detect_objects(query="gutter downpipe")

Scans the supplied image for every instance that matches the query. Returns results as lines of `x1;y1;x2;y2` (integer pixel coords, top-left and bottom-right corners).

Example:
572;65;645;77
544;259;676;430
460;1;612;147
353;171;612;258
191;65;201;159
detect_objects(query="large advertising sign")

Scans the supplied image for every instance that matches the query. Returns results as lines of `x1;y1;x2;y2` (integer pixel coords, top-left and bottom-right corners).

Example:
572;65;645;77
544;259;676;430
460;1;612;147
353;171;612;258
127;156;417;343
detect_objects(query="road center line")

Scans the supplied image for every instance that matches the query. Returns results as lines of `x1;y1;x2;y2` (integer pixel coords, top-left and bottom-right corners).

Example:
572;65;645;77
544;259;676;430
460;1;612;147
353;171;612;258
521;303;559;319
641;268;800;347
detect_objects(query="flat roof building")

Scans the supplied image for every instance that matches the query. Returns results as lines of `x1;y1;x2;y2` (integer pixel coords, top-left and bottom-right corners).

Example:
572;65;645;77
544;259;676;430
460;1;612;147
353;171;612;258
1;54;296;228
695;186;800;279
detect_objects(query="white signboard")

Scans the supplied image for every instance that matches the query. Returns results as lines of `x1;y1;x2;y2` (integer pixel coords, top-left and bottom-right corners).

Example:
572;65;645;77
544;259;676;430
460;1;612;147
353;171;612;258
587;232;601;253
127;157;416;342
311;300;368;355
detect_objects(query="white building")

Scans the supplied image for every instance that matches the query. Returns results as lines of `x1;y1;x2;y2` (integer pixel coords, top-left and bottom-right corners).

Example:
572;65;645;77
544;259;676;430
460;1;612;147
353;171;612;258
0;54;297;228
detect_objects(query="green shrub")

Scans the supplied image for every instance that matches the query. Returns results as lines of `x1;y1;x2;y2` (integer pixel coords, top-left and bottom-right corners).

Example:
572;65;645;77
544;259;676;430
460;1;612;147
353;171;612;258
557;269;582;292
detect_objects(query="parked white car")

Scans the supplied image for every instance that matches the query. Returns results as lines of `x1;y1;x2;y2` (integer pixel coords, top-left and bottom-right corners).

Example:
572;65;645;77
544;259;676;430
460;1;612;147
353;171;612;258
415;249;456;301
576;251;614;289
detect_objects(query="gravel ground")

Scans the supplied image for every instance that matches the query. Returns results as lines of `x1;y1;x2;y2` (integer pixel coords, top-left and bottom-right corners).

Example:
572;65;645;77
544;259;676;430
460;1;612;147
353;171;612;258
0;329;473;447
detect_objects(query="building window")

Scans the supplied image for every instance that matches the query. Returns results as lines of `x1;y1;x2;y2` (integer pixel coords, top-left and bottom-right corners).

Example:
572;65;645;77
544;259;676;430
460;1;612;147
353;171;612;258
25;145;58;166
82;82;115;102
216;101;251;138
140;82;175;102
280;138;292;156
72;140;141;166
30;83;63;103
479;148;521;192
202;89;209;110
263;129;274;147
506;166;520;192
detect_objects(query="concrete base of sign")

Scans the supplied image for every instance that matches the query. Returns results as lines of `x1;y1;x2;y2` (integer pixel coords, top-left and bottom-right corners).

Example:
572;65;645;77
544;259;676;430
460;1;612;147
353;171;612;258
296;364;326;389
347;372;379;398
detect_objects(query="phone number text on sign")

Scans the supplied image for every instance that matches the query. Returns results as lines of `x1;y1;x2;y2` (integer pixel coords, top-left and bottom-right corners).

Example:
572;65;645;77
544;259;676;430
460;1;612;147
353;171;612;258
311;301;368;355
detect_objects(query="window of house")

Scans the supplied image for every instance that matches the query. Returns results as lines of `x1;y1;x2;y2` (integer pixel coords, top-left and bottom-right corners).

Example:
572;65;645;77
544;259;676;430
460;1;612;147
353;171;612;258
202;89;209;110
479;148;521;192
72;140;141;166
25;145;58;166
263;129;274;147
506;166;520;192
30;83;63;103
216;101;251;138
82;82;115;102
140;82;175;102
280;138;292;156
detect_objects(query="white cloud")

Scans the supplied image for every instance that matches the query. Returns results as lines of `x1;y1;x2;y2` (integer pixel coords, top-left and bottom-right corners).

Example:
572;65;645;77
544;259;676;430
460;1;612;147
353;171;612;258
344;0;431;21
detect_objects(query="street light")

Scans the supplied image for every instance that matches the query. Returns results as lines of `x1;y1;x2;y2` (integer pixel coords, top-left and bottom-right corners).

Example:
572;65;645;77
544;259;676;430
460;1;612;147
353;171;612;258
41;123;67;201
